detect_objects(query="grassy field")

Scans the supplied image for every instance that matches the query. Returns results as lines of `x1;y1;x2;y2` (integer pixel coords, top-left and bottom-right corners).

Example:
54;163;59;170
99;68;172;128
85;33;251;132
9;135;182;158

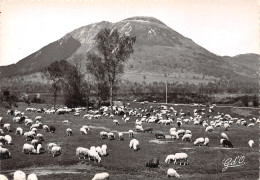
0;102;259;180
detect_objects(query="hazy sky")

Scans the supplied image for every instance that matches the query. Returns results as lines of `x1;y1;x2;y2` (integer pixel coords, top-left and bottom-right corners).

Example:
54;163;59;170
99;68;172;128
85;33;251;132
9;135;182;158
0;0;259;66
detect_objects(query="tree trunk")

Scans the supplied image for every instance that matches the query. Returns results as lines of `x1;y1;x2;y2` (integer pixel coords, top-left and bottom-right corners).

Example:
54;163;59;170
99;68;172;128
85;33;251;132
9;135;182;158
110;83;113;107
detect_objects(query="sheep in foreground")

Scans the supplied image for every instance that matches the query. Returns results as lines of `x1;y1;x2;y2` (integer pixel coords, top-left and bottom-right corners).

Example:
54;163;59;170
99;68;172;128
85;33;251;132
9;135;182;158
146;158;159;168
51;146;61;157
22;143;36;154
129;139;140;151
88;149;101;163
27;173;38;180
220;139;233;148
167;168;180;178
174;153;188;165
14;170;26;180
3;123;10;132
47;143;57;153
0;147;11;159
4;135;12;144
92;172;109;180
76;147;89;159
194;137;205;146
221;132;229;140
66;128;72;136
170;131;179;140
80;127;87;135
248;140;254;148
0;174;8;180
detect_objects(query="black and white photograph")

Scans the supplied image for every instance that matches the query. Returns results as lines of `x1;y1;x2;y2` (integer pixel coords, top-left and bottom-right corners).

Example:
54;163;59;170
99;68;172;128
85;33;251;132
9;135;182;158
0;0;259;179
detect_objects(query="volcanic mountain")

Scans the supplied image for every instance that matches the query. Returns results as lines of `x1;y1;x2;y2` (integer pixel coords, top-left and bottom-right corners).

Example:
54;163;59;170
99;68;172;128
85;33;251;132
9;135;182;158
0;16;258;84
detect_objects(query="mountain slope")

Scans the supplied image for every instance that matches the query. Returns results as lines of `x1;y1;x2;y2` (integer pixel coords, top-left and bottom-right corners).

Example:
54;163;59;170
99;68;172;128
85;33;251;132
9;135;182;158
0;16;258;84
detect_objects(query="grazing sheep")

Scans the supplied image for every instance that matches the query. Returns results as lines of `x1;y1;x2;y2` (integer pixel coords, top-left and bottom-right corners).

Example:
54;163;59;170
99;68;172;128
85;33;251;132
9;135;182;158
248;140;254;148
95;146;103;156
107;132;115;140
167;168;180;178
15;127;23;135
82;125;90;131
80;127;87;135
129;139;139;151
76;147;89;159
205;126;213;132
223;123;230;131
92;172;109;180
36;134;44;141
0;147;11;159
100;131;108;139
143;127;153;133
23;131;36;141
113;120;119;125
177;129;185;136
146;158;159;168
118;132;124;141
37;144;43;154
51;146;61;157
27;173;38;180
248;123;255;127
182;134;192;141
124;117;130;122
170;131;179;140
221;132;229;140
0;129;3;135
174;153;188;165
169;128;176;133
177;121;182;128
135;125;143;132
43;125;49;132
129;130;134;138
14;170;26;180
3;124;10;132
31;139;41;148
203;137;209;146
66;128;72;136
35;116;42;121
220;139;233;148
4;135;12;144
22;144;36;154
165;154;176;164
88;149;101;163
101;144;107;156
0;136;7;145
47;143;57;153
30;123;42;130
0;174;8;180
62;120;69;124
49;126;56;133
194;137;205;146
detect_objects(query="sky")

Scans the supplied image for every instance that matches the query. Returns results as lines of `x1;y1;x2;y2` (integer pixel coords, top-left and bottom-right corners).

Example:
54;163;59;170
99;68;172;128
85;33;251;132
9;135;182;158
0;0;259;66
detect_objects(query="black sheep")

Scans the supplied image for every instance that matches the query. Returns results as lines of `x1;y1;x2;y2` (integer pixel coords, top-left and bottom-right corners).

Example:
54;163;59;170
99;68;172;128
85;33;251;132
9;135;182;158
50;126;56;133
222;139;233;148
146;158;159;168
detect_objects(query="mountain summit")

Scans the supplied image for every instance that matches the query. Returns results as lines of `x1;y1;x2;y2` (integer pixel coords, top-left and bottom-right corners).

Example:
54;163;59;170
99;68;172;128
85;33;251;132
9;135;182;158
0;16;258;84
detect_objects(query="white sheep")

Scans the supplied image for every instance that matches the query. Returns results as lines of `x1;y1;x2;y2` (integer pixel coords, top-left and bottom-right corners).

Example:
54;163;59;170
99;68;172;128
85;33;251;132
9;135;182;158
124;117;130;122
100;131;108;139
167;168;180;178
203;137;209;146
223;123;230;131
0;146;11;159
82;125;90;131
80;127;87;135
194;137;205;146
37;144;43;154
0;136;7;145
76;147;89;159
47;143;57;153
174;152;188;165
16;127;23;135
205;126;213;132
66;128;72;136
113;120;119;125
36;134;44;141
0;129;3;135
182;134;192;141
101;144;107;156
185;130;192;134
107;132;115;140
22;143;36;154
0;174;8;180
169;127;176;133
118;132;124;141
13;170;26;180
3;123;10;132
92;172;109;180
221;132;229;140
129;139;139;151
88;149;101;163
165;154;176;164
51;146;61;157
43;125;49;132
4;135;12;144
27;173;38;180
177;129;185;136
95;146;103;156
248;140;254;148
170;131;179;140
35;116;42;120
248;123;255;127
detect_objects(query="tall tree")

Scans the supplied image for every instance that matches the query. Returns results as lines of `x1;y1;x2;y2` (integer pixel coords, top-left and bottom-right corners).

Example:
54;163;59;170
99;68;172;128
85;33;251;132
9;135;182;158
88;28;136;106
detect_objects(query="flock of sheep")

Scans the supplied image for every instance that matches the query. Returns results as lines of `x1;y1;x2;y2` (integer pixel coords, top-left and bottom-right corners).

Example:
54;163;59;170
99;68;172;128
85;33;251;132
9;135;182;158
0;101;258;179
